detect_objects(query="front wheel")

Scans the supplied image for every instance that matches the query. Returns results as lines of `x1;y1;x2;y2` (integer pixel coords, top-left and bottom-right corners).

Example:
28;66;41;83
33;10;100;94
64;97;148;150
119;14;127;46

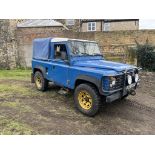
121;94;129;100
74;83;101;116
34;71;48;91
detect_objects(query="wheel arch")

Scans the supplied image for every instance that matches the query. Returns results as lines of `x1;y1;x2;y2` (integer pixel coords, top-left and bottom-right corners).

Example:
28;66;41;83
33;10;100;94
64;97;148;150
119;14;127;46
33;66;46;78
75;75;101;92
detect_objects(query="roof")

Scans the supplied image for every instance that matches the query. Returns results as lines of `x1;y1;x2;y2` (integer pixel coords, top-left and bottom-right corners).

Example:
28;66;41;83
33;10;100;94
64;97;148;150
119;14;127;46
17;19;66;28
104;19;139;22
81;19;139;22
51;38;96;43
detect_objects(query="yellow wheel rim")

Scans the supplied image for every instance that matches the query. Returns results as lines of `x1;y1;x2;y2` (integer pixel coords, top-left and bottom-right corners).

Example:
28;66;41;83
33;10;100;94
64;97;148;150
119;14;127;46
35;76;42;89
78;90;93;110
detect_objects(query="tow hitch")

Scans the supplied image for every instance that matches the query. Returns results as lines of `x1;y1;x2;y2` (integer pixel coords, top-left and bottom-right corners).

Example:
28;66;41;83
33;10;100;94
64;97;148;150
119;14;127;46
126;83;137;96
129;89;136;96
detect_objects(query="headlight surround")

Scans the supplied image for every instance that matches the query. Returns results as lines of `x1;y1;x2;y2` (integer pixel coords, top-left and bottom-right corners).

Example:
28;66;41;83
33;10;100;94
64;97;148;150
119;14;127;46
102;77;110;91
135;73;139;83
127;75;132;85
102;76;117;91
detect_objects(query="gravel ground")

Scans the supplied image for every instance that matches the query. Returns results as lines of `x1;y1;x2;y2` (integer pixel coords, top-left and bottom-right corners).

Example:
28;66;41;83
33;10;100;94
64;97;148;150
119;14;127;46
0;70;155;134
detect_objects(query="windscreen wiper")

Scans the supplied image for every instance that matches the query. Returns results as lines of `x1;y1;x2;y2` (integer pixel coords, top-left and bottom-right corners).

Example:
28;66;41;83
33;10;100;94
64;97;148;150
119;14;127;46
80;53;90;56
93;53;103;56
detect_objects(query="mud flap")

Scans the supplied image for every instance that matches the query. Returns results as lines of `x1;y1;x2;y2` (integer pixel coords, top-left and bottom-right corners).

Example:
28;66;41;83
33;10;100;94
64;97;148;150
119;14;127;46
31;73;34;83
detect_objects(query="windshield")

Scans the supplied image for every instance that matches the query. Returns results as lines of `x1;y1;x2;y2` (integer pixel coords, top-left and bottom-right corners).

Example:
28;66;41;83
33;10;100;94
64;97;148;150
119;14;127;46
69;41;102;56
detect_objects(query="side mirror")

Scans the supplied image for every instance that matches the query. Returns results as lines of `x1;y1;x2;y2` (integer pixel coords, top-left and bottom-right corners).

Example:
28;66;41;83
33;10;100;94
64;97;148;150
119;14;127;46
61;51;67;60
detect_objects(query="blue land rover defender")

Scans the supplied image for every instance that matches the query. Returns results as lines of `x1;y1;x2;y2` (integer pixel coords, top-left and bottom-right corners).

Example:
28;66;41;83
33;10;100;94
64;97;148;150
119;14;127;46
31;37;140;116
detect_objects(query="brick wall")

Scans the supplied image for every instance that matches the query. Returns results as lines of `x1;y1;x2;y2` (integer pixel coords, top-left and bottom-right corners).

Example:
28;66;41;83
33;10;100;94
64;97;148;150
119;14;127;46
16;29;155;67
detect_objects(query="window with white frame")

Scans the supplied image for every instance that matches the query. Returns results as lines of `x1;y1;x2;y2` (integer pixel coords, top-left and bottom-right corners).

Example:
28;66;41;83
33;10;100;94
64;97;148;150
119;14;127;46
103;22;110;31
87;22;96;31
66;19;75;26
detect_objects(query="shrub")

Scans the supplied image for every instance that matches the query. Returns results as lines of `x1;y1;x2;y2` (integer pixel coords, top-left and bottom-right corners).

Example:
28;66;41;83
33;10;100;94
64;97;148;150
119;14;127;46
127;39;155;71
135;40;155;71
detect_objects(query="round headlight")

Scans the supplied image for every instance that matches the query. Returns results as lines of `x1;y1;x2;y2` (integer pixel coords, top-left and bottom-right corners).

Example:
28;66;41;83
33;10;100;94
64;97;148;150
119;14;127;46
127;75;132;85
112;80;116;85
110;77;116;87
135;74;139;82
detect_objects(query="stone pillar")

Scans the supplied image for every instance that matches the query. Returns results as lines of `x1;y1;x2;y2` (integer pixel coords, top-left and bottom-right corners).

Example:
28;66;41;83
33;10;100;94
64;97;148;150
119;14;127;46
0;19;17;69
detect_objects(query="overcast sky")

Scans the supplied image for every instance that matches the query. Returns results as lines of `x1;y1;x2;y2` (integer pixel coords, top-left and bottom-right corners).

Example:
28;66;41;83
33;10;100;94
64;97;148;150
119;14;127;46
139;19;155;29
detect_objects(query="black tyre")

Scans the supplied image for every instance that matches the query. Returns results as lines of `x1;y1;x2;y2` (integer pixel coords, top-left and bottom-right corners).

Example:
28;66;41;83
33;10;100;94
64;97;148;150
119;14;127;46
74;83;101;116
34;71;48;91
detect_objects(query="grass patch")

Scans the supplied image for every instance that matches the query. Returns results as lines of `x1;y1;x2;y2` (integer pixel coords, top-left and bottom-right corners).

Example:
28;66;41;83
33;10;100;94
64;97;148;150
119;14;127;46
0;116;36;135
0;84;30;95
0;102;19;108
0;101;35;113
0;82;49;98
0;69;31;80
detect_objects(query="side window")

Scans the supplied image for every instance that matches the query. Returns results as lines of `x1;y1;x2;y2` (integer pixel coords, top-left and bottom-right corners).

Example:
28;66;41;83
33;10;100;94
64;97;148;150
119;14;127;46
54;44;67;60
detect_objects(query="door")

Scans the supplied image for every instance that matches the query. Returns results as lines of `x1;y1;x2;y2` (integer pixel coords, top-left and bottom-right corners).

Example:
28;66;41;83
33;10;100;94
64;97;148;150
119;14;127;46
51;43;69;87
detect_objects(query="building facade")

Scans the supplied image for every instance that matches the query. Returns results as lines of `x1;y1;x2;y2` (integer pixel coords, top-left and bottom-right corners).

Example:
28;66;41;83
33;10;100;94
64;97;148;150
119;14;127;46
81;19;139;32
56;19;139;32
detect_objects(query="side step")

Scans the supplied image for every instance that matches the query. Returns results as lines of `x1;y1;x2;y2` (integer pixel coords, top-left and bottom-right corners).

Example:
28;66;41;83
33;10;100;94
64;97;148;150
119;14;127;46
58;88;70;95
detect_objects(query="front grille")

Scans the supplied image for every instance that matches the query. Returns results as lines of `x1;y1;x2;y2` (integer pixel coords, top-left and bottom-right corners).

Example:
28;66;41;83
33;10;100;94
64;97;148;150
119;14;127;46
102;75;124;91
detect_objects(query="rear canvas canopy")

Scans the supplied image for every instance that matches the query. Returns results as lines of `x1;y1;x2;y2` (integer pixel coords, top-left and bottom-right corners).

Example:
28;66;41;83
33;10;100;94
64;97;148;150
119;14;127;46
33;38;51;60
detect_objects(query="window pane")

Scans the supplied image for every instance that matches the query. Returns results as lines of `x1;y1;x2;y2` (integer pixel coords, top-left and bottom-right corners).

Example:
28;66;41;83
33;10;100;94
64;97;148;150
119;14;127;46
88;22;92;31
92;23;95;26
92;26;95;30
69;41;101;55
88;26;91;30
88;22;91;26
54;44;67;59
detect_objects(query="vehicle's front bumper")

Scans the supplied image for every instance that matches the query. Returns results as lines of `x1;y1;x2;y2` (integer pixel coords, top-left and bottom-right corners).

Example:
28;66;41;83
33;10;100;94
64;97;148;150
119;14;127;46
106;91;122;103
105;81;140;103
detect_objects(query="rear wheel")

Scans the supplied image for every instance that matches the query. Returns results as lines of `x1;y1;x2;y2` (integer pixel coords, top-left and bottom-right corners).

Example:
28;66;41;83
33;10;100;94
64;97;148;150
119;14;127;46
74;83;101;116
34;71;48;91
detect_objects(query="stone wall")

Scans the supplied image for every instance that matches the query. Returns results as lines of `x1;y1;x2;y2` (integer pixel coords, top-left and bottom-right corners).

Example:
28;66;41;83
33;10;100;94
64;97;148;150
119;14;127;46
104;20;139;31
56;19;81;32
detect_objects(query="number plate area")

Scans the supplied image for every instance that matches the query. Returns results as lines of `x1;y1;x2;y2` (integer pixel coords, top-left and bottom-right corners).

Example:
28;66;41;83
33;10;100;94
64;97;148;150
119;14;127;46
126;83;136;90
